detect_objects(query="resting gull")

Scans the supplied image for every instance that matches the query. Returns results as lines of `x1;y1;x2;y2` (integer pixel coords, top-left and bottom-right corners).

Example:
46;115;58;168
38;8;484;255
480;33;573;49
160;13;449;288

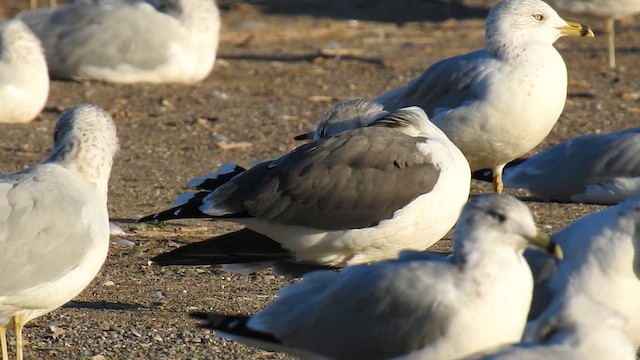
0;19;48;124
374;0;594;193
546;0;640;68
526;197;640;346
0;104;118;360
473;128;640;204
17;0;220;83
192;194;562;360
140;107;471;270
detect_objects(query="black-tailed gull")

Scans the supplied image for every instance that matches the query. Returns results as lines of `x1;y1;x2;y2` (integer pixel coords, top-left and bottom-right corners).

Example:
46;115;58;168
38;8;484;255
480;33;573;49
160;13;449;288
526;197;640;346
0;19;48;124
374;0;594;193
473;128;640;204
547;0;640;68
140;107;471;270
191;194;563;360
0;104;118;360
17;0;220;83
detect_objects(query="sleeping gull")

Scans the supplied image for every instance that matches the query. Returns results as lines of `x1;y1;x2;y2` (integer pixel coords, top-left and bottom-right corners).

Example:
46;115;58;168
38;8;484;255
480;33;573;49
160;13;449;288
526;197;640;346
191;194;563;360
374;0;594;193
0;104;118;360
473;128;640;204
0;19;48;124
546;0;640;68
17;0;220;83
458;294;635;360
140;107;471;270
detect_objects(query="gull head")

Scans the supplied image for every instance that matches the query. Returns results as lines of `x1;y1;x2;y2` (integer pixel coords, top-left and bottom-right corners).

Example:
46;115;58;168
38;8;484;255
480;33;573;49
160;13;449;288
47;104;119;197
455;194;562;259
295;99;389;141
485;0;594;54
367;106;450;140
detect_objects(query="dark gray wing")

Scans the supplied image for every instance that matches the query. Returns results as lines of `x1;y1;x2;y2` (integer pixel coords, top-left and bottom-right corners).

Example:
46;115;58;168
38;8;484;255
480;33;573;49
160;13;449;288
203;127;441;230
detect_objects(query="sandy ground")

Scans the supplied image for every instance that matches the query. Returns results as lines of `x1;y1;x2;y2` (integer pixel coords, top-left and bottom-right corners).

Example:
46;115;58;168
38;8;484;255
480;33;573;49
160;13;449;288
1;0;639;358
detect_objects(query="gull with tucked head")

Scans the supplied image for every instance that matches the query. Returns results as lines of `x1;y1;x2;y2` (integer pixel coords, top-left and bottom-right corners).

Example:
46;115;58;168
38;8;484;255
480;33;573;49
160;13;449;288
192;195;562;360
374;0;594;193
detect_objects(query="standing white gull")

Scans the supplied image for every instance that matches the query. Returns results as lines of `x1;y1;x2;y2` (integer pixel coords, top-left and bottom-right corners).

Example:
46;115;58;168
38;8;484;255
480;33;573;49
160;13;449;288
473;128;640;204
192;194;562;360
374;0;594;193
140;107;471;269
546;0;640;68
526;197;640;346
0;19;49;124
0;104;118;360
457;294;635;360
17;0;220;83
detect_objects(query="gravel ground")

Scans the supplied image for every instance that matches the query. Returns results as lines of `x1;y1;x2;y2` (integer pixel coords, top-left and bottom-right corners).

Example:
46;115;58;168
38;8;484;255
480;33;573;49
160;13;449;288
1;0;639;358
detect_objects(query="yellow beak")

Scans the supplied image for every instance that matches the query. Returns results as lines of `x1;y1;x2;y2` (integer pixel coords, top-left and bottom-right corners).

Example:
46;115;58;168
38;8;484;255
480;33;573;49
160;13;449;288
558;21;595;38
526;231;563;260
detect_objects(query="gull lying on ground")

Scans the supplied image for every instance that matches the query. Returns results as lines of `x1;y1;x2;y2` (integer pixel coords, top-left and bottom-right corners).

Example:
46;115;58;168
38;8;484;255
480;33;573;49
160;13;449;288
17;0;220;83
473;128;640;204
458;294;635;360
140;107;471;271
546;0;640;68
192;194;562;360
0;19;48;124
526;197;640;346
0;104;118;360
374;0;594;193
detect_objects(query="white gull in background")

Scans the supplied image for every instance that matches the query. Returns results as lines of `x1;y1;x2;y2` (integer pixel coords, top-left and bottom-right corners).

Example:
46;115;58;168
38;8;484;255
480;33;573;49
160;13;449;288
374;0;594;193
0;19;48;124
457;294;635;360
526;197;640;346
192;195;562;360
17;0;220;83
140;107;471;271
546;0;640;68
473;128;640;204
0;104;118;360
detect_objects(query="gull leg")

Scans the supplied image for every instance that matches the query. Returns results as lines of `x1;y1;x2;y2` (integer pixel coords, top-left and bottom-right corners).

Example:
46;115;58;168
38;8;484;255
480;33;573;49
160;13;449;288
30;0;37;9
51;0;56;7
0;326;7;360
606;18;616;69
492;164;505;194
14;315;24;360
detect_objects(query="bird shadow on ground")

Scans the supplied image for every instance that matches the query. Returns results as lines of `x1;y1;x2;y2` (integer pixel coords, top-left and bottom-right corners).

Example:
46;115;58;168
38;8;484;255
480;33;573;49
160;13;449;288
219;0;490;23
64;301;145;311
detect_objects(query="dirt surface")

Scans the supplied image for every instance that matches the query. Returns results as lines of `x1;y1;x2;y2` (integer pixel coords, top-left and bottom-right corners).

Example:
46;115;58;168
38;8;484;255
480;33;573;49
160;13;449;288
1;0;639;358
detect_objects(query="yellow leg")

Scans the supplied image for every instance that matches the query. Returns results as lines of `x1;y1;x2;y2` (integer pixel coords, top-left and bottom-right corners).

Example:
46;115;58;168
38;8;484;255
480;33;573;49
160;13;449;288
0;327;7;360
606;18;616;69
492;164;505;194
30;0;37;9
14;315;24;360
51;0;56;7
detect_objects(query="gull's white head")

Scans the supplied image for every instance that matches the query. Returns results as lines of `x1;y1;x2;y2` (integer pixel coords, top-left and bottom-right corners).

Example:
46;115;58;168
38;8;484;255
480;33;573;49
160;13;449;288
485;0;594;55
367;106;450;140
47;104;119;198
454;194;562;259
0;19;45;64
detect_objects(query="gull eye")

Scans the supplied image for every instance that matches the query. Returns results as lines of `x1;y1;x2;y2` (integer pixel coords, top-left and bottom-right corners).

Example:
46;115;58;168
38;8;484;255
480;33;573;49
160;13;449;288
532;13;544;21
488;210;507;223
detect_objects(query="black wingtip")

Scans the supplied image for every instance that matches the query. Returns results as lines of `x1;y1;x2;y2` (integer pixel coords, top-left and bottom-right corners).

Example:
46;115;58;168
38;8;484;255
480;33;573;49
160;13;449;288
191;165;247;191
294;132;312;141
190;312;283;344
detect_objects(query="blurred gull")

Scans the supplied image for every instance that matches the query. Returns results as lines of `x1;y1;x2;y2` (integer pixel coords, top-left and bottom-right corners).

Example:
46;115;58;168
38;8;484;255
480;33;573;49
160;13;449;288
374;0;594;193
473;128;640;204
192;195;562;360
0;105;118;360
526;197;640;346
0;19;48;124
546;0;640;68
458;294;635;360
140;107;471;271
17;0;220;83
